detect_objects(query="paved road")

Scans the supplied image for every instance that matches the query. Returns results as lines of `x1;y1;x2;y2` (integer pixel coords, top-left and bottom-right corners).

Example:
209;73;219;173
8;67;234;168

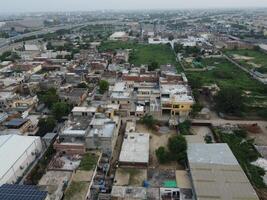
223;54;267;85
0;20;119;50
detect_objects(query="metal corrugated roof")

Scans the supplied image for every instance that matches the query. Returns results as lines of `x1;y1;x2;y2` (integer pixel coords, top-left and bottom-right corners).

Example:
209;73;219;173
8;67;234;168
188;143;259;200
0;135;41;183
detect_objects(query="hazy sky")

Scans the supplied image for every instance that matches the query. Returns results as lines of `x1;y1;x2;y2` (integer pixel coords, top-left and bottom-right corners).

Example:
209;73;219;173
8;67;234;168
1;0;267;13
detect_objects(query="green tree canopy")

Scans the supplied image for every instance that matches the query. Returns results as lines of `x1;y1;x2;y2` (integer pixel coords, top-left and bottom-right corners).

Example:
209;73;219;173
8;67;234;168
37;117;56;137
37;88;59;108
99;80;109;94
52;102;71;121
156;147;169;164
168;135;187;163
140;114;157;130
148;61;159;71
214;87;245;115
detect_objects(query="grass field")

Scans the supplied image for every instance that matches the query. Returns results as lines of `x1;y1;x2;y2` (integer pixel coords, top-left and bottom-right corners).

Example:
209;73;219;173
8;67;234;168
224;49;267;73
99;41;181;70
186;58;267;110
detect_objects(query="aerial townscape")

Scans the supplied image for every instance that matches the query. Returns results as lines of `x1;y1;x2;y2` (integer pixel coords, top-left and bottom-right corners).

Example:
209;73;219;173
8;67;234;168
0;1;267;200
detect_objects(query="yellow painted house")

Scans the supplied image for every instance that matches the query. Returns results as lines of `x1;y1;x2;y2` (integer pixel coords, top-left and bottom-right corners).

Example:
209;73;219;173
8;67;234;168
160;84;194;117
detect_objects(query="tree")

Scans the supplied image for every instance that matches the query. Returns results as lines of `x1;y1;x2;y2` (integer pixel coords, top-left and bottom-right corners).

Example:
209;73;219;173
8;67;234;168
178;120;191;135
52;102;70;121
174;43;184;54
148;61;159;71
168;135;187;164
99;80;109;94
156;147;169;164
37;117;56;137
37;88;59;108
214;87;245;115
168;135;187;155
191;103;203;117
46;41;54;50
140;114;157;130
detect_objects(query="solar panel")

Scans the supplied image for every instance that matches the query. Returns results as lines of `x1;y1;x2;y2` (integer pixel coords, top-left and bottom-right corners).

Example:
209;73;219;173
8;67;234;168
0;184;47;200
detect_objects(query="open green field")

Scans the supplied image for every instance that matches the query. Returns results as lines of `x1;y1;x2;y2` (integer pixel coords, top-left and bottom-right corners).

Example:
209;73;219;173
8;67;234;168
186;58;267;110
224;49;267;74
99;41;181;70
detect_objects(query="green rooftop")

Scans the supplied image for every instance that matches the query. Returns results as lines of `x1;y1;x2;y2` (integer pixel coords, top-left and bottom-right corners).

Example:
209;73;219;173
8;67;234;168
163;180;177;188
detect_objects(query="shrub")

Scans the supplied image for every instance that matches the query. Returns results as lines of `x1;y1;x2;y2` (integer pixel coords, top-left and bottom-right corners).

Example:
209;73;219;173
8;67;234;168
156;147;169;164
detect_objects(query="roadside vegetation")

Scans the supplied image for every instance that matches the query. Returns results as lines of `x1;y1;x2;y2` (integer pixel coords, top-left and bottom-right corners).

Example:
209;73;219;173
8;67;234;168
224;48;267;73
216;129;266;188
25;145;56;185
186;58;267;117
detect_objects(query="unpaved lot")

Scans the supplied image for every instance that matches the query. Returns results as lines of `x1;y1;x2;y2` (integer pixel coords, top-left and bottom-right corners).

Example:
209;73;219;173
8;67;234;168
136;123;182;169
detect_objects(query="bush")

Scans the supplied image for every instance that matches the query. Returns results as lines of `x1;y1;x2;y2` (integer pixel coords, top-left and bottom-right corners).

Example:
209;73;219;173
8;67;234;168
233;129;247;138
99;80;109;94
204;135;212;143
156;147;169;164
148;61;159;71
168;135;187;164
178;120;191;135
140;114;157;130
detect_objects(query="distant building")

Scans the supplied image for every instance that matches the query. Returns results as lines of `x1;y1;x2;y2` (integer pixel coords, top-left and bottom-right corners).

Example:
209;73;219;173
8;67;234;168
109;32;129;41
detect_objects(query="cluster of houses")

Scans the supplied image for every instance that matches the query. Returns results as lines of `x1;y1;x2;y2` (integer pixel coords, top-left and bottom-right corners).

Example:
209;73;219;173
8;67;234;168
0;26;262;200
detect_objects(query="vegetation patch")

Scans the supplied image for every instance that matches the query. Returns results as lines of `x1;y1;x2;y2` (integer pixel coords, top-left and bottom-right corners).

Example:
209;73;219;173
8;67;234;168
64;181;88;200
156;135;187;166
79;153;98;171
186;58;267;116
217;130;265;188
99;41;180;69
224;48;267;73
